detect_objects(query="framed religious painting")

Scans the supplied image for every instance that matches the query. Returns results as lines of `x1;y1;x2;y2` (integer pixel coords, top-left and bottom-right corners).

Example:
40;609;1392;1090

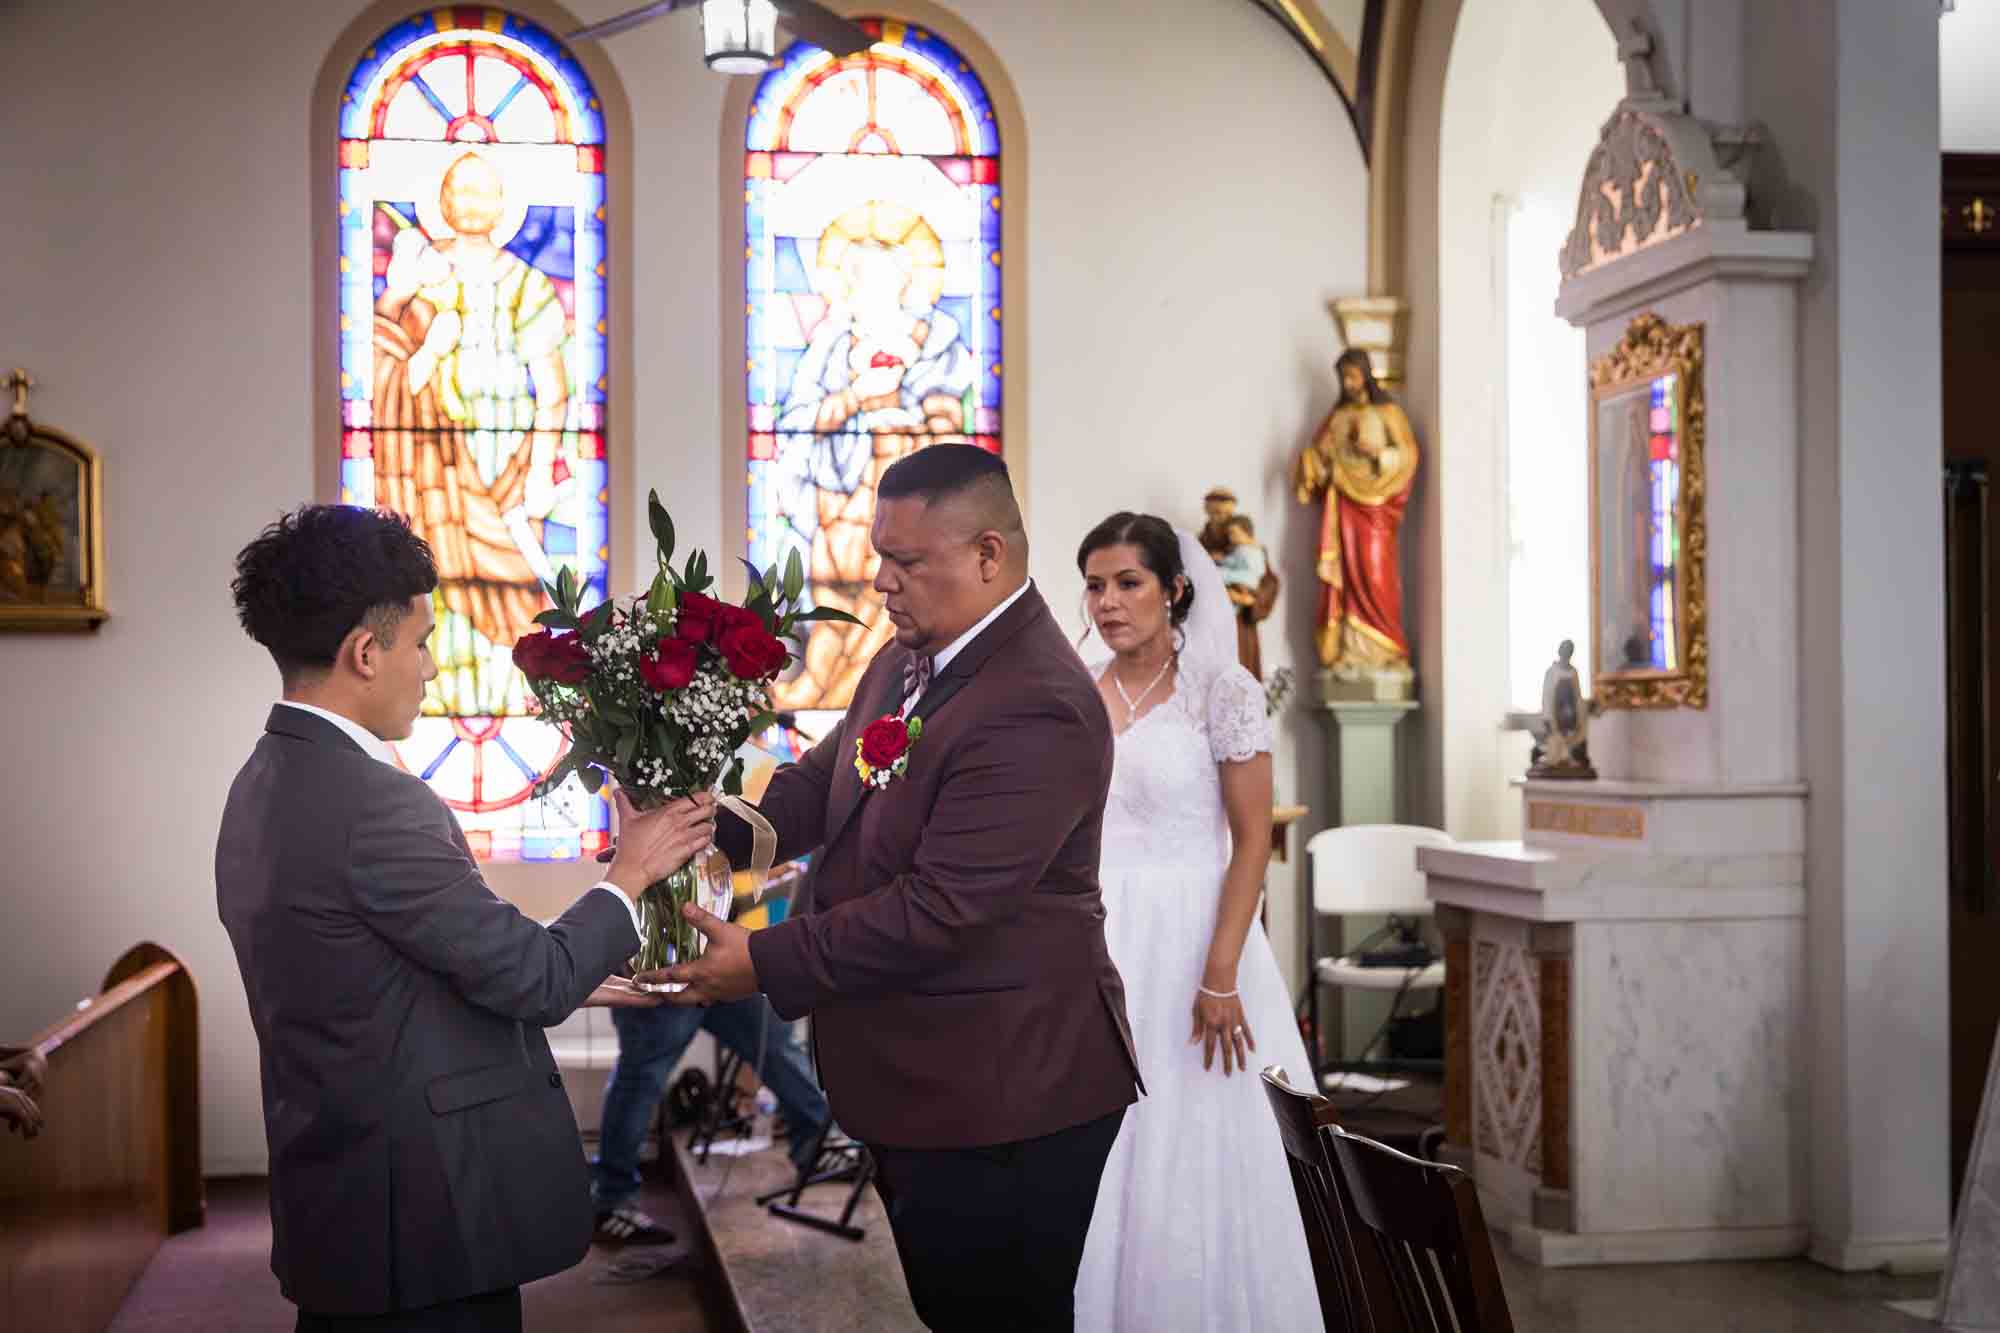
1587;313;1706;709
0;371;108;632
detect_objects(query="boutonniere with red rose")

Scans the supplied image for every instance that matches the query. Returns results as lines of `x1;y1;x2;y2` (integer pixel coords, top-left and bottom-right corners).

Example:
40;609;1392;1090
509;489;862;983
855;714;924;790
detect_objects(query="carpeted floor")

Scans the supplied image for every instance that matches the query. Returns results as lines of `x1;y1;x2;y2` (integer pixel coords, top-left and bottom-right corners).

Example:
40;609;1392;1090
106;1176;714;1333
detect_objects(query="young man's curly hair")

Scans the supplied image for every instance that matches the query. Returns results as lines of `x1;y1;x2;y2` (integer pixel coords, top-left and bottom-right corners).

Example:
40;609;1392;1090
231;505;437;685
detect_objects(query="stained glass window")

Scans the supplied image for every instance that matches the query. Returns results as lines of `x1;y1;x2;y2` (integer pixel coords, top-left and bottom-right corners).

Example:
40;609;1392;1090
1646;373;1679;671
744;20;1002;716
337;8;610;862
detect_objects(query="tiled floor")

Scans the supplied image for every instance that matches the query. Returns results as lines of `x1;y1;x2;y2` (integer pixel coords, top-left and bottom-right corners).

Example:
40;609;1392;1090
1494;1245;1937;1333
112;1161;1943;1332
686;1129;1942;1333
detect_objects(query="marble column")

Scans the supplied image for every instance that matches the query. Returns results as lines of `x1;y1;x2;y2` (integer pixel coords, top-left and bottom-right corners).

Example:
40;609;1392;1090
1317;697;1419;1058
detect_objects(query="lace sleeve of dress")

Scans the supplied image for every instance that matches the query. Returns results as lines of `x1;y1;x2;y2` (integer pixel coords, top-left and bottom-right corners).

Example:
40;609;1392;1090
1205;665;1273;764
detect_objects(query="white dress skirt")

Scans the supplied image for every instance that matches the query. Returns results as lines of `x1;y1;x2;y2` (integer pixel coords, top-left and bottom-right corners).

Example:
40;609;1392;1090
1075;662;1323;1332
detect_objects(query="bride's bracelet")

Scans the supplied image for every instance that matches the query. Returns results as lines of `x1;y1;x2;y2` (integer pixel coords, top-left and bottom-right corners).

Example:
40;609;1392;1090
1197;985;1239;1000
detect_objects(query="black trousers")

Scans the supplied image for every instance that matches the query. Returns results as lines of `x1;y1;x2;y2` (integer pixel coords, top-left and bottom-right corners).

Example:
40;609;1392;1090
295;1287;521;1333
870;1108;1126;1333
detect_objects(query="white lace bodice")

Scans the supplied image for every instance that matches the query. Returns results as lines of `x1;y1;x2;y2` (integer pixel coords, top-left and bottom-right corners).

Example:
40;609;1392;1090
1098;661;1272;871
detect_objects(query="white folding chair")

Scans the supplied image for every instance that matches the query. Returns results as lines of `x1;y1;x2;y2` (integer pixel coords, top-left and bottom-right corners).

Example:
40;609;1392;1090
1305;824;1454;1085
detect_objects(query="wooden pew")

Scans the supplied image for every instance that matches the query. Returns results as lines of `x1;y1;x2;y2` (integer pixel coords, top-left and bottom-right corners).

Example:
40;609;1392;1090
0;942;204;1332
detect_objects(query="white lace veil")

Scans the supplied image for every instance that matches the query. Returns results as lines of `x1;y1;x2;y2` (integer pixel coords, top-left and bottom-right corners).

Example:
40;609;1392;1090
1175;528;1238;688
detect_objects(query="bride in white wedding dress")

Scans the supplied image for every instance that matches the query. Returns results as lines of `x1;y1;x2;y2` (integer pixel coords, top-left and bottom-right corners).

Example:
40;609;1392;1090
1072;513;1322;1332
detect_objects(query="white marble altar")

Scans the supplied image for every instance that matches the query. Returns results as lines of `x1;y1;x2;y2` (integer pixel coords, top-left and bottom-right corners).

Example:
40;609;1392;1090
1425;781;1808;1267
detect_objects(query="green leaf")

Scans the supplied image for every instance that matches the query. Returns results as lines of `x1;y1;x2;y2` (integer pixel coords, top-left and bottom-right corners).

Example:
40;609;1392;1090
783;548;805;601
579;764;606;795
790;605;866;626
615;729;640;771
722;757;745;798
556;566;579;614
583;600;614;634
648;490;676;566
737;558;765;592
684;549;712;594
745;710;777;735
534;607;579;630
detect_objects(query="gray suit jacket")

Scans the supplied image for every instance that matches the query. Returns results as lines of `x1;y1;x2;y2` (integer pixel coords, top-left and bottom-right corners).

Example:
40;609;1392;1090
216;706;636;1316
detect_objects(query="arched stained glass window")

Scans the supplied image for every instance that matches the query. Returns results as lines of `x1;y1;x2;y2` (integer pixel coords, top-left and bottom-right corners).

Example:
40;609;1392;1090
744;21;1002;715
337;8;610;862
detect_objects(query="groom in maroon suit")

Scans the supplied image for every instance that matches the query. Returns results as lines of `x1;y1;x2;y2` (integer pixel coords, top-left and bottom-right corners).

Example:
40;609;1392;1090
654;444;1142;1330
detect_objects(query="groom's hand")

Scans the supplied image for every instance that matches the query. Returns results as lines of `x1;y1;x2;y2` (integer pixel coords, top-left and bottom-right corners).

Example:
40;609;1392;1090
636;904;756;1006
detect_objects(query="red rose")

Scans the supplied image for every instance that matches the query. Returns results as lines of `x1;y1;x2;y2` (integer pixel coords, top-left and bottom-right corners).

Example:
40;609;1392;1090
675;592;727;644
513;628;591;685
638;637;700;691
719;623;789;681
860;716;912;769
720;603;764;633
511;631;548;675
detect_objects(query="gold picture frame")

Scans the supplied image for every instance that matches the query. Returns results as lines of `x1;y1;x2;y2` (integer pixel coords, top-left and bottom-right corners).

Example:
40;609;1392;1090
1;371;108;631
1587;315;1706;709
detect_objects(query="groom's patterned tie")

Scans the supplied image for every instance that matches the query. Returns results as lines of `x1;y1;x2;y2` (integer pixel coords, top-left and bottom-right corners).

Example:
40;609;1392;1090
901;652;935;710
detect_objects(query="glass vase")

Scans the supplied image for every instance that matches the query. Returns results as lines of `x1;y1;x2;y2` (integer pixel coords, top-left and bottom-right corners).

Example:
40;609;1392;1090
631;843;733;992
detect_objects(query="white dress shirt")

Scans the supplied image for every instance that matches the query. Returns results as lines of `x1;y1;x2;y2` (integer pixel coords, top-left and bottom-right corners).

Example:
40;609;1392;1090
274;701;642;939
903;578;1033;716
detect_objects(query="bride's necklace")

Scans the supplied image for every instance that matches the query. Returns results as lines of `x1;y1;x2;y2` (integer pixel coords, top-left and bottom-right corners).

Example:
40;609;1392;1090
1111;647;1176;724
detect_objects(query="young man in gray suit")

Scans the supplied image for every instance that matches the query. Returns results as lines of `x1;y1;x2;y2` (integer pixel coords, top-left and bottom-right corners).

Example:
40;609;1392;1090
217;506;714;1332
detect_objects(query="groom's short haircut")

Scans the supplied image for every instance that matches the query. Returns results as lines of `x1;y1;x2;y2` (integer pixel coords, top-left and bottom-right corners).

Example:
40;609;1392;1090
232;505;438;685
878;444;1026;546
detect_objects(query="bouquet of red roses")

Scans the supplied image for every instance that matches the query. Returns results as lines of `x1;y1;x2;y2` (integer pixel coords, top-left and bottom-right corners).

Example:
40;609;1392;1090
511;490;857;979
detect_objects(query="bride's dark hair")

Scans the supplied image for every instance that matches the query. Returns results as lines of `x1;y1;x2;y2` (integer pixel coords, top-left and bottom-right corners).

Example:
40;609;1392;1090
1076;512;1195;627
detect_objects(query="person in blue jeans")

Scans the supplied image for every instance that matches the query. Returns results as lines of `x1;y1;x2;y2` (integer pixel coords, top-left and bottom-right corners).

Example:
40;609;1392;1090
592;994;833;1244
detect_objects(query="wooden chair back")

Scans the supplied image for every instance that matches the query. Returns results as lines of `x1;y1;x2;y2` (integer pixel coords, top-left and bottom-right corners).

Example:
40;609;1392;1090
1260;1067;1371;1331
1324;1125;1515;1333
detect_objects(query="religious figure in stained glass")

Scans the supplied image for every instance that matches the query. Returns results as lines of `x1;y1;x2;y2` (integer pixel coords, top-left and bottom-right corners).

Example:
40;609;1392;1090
770;202;976;701
373;152;570;715
745;22;1002;714
338;8;610;861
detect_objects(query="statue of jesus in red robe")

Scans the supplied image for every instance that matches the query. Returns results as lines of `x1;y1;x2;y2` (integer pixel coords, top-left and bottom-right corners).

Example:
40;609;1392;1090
1293;350;1420;677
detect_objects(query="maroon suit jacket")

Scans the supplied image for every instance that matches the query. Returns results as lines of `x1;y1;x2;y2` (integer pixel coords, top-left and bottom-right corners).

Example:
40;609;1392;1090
721;585;1142;1149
